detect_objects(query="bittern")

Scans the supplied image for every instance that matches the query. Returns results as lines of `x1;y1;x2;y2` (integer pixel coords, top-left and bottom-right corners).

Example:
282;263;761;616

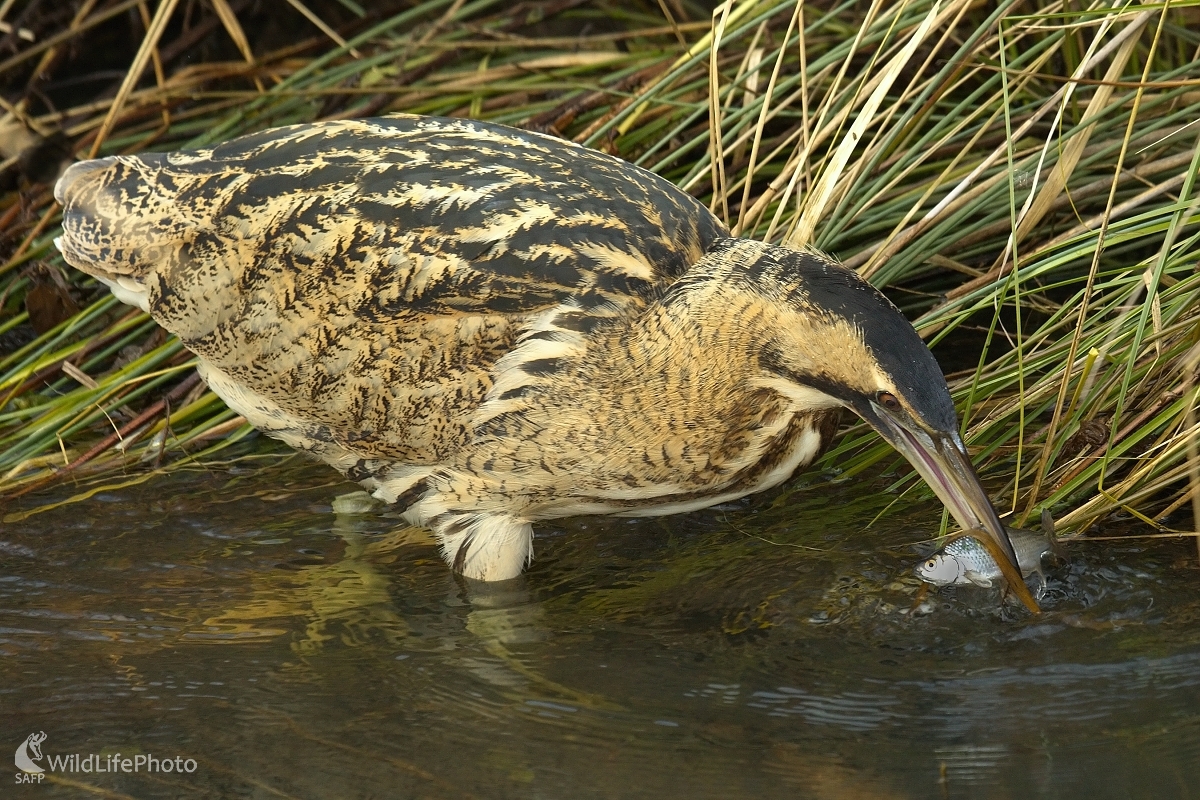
55;115;1021;588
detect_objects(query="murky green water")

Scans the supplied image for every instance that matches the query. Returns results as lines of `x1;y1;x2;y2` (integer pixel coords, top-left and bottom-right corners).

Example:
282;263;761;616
3;452;1199;798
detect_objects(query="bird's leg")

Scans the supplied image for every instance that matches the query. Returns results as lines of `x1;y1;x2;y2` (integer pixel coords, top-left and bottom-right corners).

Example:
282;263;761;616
402;469;535;582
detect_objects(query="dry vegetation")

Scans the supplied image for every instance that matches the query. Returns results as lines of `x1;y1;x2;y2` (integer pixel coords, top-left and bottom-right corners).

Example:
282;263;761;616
0;0;1197;550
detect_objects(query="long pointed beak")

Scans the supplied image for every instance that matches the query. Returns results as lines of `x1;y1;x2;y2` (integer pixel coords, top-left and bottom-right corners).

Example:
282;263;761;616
868;415;1018;570
869;414;1040;611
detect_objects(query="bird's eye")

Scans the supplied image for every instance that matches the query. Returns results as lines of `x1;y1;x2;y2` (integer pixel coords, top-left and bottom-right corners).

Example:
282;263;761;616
877;391;901;411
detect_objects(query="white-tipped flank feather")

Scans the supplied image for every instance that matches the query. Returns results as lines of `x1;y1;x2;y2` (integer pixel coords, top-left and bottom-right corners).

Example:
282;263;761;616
470;301;591;427
369;465;434;504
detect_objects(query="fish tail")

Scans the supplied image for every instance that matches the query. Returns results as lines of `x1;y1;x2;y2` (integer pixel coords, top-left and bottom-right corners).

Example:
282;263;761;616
1039;508;1066;561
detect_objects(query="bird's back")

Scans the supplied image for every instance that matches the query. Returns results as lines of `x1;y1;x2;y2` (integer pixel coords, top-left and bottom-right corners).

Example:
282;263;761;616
55;115;727;479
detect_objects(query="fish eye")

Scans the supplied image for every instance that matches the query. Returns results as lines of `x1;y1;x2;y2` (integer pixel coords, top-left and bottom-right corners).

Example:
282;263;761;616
877;391;901;411
924;558;937;569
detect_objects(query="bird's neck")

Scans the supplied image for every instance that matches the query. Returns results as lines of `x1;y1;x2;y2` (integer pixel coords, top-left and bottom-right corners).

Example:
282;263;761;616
597;278;779;387
454;274;838;519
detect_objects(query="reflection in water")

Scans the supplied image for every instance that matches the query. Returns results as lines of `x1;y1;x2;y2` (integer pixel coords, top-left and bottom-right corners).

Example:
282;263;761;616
765;744;912;800
196;517;429;652
1;459;1198;798
933;743;1011;788
747;686;901;730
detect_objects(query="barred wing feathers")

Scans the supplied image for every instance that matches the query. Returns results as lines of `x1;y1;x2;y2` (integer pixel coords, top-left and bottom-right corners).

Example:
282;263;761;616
55;115;727;472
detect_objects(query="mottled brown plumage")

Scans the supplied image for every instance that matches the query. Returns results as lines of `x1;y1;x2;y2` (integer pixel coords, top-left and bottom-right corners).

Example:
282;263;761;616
56;114;1018;583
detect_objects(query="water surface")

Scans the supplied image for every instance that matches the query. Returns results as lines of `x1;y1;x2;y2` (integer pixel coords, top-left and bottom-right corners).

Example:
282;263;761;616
3;453;1198;798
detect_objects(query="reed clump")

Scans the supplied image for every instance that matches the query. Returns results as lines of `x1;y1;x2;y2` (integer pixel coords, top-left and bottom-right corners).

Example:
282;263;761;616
1;0;1197;546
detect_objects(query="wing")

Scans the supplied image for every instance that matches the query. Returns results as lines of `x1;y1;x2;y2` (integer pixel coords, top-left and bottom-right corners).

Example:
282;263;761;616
55;115;727;466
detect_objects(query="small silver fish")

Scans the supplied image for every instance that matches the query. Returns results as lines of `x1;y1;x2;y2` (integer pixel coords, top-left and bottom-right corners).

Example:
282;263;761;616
915;527;1054;588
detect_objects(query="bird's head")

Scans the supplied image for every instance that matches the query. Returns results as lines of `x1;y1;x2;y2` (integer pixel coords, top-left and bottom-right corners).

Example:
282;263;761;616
708;240;1022;586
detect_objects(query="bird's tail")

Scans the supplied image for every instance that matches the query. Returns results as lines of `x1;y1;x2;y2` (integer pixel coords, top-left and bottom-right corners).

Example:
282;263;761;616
54;155;177;311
